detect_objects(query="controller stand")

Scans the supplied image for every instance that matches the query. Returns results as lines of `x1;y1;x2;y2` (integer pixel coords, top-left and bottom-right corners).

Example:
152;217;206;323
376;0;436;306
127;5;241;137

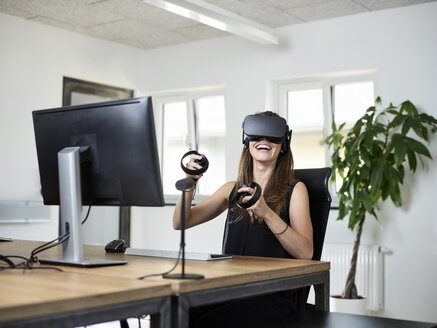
163;177;204;280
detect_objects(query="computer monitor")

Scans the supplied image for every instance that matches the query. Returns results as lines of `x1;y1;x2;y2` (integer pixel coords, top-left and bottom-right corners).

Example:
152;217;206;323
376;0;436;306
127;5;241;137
33;96;164;267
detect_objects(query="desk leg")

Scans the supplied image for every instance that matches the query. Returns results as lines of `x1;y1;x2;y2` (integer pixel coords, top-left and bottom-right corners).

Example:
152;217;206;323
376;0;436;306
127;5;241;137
314;271;330;311
150;314;160;328
151;296;172;328
172;295;190;328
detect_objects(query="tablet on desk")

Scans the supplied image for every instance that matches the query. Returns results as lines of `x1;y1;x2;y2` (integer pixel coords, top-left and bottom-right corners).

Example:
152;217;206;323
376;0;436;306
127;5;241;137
125;248;232;261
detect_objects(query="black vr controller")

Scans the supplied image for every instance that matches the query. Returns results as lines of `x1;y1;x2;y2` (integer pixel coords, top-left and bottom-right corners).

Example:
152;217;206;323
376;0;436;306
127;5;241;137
235;182;262;209
180;150;209;178
242;111;292;153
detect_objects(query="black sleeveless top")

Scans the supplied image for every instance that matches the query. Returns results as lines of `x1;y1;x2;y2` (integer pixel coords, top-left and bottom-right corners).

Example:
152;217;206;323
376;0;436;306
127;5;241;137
222;181;298;258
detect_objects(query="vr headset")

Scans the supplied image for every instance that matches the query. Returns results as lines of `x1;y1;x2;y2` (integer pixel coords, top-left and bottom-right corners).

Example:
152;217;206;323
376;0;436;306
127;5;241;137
242;111;292;153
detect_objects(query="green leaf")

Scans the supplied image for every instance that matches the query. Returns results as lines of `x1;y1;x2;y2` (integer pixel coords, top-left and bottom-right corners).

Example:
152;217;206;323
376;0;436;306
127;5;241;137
401;116;412;136
401;101;418;115
404;137;432;158
375;96;382;105
381;181;390;200
390;184;402;207
348;208;363;231
392;140;407;167
421;127;429;142
366;106;376;114
384;166;399;190
406;148;417;171
409;116;426;139
337;122;346;132
331;120;337;131
388;114;406;129
370;188;382;203
387;109;400;116
419;113;437;125
370;163;383;196
338;199;348;221
359;189;374;214
397;165;405;183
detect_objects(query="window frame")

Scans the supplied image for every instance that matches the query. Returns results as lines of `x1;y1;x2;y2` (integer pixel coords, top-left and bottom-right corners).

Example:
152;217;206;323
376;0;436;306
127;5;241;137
272;69;378;207
151;86;226;204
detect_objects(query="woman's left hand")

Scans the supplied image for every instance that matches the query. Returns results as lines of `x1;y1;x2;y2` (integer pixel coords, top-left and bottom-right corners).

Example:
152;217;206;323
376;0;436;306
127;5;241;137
237;185;272;223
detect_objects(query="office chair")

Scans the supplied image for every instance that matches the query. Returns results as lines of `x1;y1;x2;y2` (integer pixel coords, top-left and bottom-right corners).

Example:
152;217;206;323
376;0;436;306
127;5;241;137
293;167;332;262
293;167;332;308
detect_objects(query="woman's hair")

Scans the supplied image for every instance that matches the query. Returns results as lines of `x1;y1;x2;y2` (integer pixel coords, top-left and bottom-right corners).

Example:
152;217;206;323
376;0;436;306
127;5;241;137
231;111;294;222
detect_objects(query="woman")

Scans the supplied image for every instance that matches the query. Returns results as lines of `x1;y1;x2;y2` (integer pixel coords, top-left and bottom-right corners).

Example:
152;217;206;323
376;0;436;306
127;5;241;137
173;111;313;327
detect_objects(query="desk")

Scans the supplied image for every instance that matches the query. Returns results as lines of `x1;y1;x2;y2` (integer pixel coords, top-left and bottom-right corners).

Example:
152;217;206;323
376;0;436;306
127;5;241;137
0;241;172;328
84;243;330;328
1;240;330;328
0;270;172;328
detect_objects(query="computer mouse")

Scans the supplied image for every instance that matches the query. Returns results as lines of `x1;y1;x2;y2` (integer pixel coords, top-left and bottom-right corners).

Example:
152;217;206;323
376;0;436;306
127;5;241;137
105;239;127;253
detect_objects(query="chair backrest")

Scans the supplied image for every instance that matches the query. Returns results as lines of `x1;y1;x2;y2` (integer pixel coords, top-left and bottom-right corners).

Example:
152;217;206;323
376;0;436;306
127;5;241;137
293;167;332;261
293;168;332;307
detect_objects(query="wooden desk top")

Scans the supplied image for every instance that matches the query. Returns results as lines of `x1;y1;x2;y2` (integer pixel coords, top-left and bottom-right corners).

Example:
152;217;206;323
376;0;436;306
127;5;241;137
1;240;330;294
0;268;171;323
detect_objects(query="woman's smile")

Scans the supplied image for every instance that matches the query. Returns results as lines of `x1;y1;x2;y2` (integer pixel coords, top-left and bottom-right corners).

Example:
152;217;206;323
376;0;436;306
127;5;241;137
255;142;272;152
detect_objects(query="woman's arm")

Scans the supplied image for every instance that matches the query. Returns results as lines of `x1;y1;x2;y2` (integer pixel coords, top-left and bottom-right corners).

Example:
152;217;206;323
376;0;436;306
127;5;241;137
173;181;235;230
278;181;313;259
242;181;313;259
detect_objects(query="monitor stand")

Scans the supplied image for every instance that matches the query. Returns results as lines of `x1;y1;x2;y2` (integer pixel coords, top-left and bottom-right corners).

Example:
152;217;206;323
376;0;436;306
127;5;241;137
39;147;126;267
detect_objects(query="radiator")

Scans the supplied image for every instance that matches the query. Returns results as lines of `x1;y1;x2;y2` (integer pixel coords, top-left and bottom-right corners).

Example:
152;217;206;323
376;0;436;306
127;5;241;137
320;243;388;312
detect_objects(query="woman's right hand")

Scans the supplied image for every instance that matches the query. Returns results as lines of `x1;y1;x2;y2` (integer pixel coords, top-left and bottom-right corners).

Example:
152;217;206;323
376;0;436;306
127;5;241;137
185;154;205;181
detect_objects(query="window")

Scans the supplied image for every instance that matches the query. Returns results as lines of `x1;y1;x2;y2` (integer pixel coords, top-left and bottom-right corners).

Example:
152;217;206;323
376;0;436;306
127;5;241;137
286;85;325;169
154;88;226;203
275;70;377;203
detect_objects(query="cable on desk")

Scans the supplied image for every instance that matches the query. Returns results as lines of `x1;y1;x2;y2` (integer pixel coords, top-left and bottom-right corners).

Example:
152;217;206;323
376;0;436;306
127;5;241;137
1;204;93;273
0;264;64;272
0;230;70;273
0;254;15;267
0;253;64;272
137;247;182;280
30;202;91;260
29;230;70;263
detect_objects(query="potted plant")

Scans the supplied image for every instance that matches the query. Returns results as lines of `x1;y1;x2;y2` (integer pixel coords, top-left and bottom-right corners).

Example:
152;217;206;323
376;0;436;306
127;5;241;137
325;97;437;312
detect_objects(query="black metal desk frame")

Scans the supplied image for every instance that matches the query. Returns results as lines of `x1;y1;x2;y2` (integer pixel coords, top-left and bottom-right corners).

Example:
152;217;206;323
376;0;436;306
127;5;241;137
1;296;171;328
172;270;330;328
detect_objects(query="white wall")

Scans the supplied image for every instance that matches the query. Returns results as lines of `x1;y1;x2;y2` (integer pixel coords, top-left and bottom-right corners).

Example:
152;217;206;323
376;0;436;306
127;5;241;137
134;3;437;323
1;2;437;323
0;12;143;241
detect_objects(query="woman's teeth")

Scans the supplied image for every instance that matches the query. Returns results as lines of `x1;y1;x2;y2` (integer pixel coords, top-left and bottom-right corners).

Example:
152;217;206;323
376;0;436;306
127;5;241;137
256;145;271;150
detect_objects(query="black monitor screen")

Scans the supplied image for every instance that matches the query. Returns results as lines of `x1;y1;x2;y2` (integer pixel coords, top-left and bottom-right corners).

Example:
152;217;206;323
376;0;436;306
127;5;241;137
33;96;165;207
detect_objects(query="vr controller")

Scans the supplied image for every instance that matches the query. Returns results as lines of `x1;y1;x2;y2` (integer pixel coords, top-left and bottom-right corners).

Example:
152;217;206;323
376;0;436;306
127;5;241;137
180;150;209;178
242;111;292;152
235;182;262;209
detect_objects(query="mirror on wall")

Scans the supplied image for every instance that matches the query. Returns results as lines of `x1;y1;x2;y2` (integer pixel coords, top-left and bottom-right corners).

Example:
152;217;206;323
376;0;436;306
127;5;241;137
63;77;134;106
62;77;134;245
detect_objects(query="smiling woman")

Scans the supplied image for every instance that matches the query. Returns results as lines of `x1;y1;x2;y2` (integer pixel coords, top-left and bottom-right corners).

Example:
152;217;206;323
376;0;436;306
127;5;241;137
250;138;282;164
172;110;313;327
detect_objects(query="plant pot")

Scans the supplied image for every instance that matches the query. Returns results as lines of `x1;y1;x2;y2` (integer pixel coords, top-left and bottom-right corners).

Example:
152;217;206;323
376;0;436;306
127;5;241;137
330;295;368;315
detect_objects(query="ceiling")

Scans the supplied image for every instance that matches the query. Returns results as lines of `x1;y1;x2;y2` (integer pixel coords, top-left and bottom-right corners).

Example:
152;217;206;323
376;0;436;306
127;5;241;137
0;0;434;49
